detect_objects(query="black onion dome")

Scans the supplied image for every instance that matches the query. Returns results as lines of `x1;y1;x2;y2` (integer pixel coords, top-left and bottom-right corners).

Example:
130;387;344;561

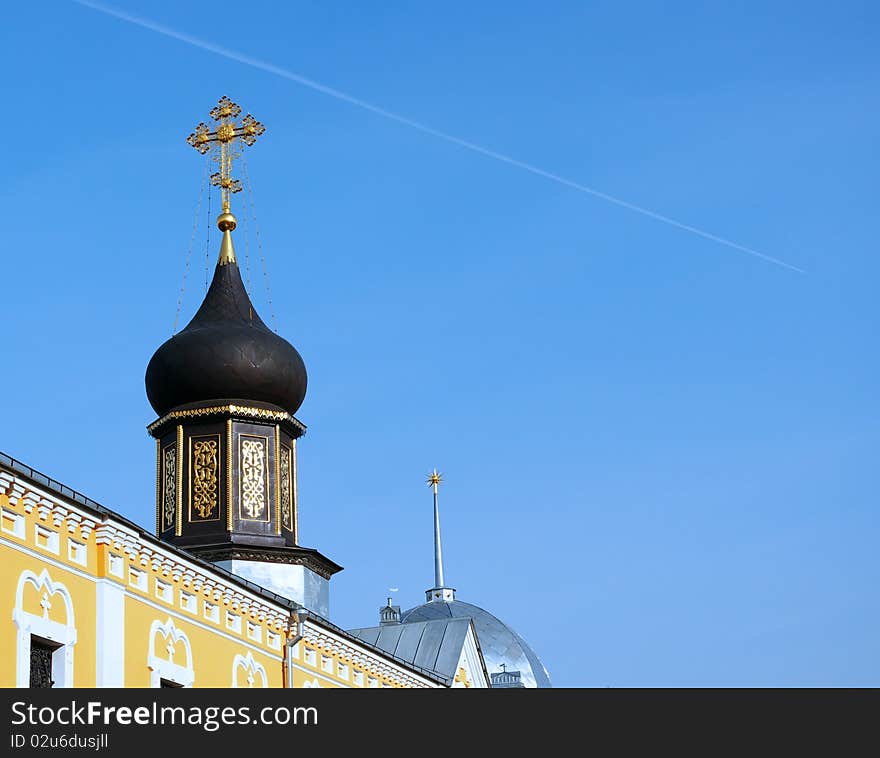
145;260;307;417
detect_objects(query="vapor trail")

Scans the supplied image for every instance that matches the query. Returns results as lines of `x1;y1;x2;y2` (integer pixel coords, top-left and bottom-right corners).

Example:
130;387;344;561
74;0;804;273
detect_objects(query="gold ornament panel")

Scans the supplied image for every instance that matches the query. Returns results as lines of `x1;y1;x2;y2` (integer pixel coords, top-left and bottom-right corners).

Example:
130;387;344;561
279;444;293;532
161;445;177;532
189;435;221;522
239;435;269;522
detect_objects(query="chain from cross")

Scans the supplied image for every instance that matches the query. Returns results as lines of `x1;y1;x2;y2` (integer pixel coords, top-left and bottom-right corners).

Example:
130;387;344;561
186;96;265;213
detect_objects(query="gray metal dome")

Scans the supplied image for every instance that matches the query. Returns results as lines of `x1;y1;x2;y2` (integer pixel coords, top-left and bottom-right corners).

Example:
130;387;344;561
400;599;552;688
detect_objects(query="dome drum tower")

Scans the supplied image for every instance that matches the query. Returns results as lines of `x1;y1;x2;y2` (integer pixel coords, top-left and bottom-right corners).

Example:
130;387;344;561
147;399;304;553
144;97;341;618
146;398;340;618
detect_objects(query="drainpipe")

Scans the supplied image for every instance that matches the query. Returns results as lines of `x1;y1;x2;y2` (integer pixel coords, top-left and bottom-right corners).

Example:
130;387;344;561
283;608;309;688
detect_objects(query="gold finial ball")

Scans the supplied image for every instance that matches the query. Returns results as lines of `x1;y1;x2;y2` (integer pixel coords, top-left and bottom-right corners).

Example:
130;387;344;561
217;211;237;232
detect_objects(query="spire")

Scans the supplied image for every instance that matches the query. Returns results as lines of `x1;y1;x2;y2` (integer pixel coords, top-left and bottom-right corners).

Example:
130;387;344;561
425;469;455;603
186;96;265;266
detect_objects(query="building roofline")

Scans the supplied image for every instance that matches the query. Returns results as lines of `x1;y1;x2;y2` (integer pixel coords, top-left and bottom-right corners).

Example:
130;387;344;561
347;616;487;687
0;449;447;686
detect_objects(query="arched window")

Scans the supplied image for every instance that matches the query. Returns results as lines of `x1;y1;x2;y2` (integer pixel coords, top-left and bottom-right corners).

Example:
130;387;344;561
148;618;194;688
13;569;77;688
231;651;268;688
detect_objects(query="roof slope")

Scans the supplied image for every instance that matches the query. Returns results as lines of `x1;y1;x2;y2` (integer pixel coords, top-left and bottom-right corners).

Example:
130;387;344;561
348;617;475;684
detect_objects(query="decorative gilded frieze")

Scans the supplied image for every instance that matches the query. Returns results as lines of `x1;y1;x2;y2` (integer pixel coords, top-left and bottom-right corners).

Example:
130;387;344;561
189;436;220;521
161;445;177;531
279;444;293;532
239;436;268;521
147;404;305;436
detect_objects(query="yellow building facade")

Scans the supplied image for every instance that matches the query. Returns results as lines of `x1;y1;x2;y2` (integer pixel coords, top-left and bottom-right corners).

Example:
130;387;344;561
0;456;460;689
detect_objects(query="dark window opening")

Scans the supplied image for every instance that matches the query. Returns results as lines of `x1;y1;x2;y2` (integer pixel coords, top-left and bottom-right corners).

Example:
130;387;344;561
160;678;183;688
29;636;61;688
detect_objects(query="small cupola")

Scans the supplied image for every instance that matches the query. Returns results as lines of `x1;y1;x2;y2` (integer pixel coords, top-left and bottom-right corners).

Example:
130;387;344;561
379;598;401;626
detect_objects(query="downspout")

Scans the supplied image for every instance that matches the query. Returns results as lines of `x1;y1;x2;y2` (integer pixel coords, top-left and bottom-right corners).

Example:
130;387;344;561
283;608;308;688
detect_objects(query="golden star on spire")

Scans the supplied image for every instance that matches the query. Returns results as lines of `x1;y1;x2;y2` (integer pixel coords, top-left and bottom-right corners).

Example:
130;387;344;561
426;469;443;488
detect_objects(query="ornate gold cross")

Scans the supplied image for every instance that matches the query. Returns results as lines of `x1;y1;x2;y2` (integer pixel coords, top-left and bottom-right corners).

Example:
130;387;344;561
186;96;265;214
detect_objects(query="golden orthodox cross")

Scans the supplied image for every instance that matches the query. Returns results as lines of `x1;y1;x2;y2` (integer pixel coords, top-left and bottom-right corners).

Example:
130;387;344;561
186;96;265;214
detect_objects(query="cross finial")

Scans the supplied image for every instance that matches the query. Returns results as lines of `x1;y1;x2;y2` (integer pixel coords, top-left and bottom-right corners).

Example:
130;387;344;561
186;96;265;261
40;592;52;618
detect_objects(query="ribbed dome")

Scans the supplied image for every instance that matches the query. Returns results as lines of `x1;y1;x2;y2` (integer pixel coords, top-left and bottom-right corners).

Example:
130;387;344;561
145;259;307;417
401;600;552;688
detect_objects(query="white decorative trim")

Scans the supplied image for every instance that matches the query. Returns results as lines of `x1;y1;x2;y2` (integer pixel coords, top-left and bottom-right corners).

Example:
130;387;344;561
79;519;97;540
51;506;68;528
108;553;123;578
68;539;87;567
128;566;146;591
65;512;82;534
13;569;77;688
148;618;194;687
95;579;125;687
231;651;268;688
300;622;435;688
21;493;38;513
34;524;60;555
1;537;272;665
204;601;219;623
2;507;25;539
226;612;242;633
4;475;291;629
180;591;196;614
92;522;290;630
155;579;172;604
454;623;489;688
266;630;281;651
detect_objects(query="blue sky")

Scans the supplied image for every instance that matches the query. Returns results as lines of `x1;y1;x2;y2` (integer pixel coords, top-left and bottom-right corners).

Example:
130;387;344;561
2;1;878;686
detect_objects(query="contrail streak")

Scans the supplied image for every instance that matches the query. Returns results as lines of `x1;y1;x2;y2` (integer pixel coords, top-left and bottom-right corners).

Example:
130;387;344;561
74;0;805;274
